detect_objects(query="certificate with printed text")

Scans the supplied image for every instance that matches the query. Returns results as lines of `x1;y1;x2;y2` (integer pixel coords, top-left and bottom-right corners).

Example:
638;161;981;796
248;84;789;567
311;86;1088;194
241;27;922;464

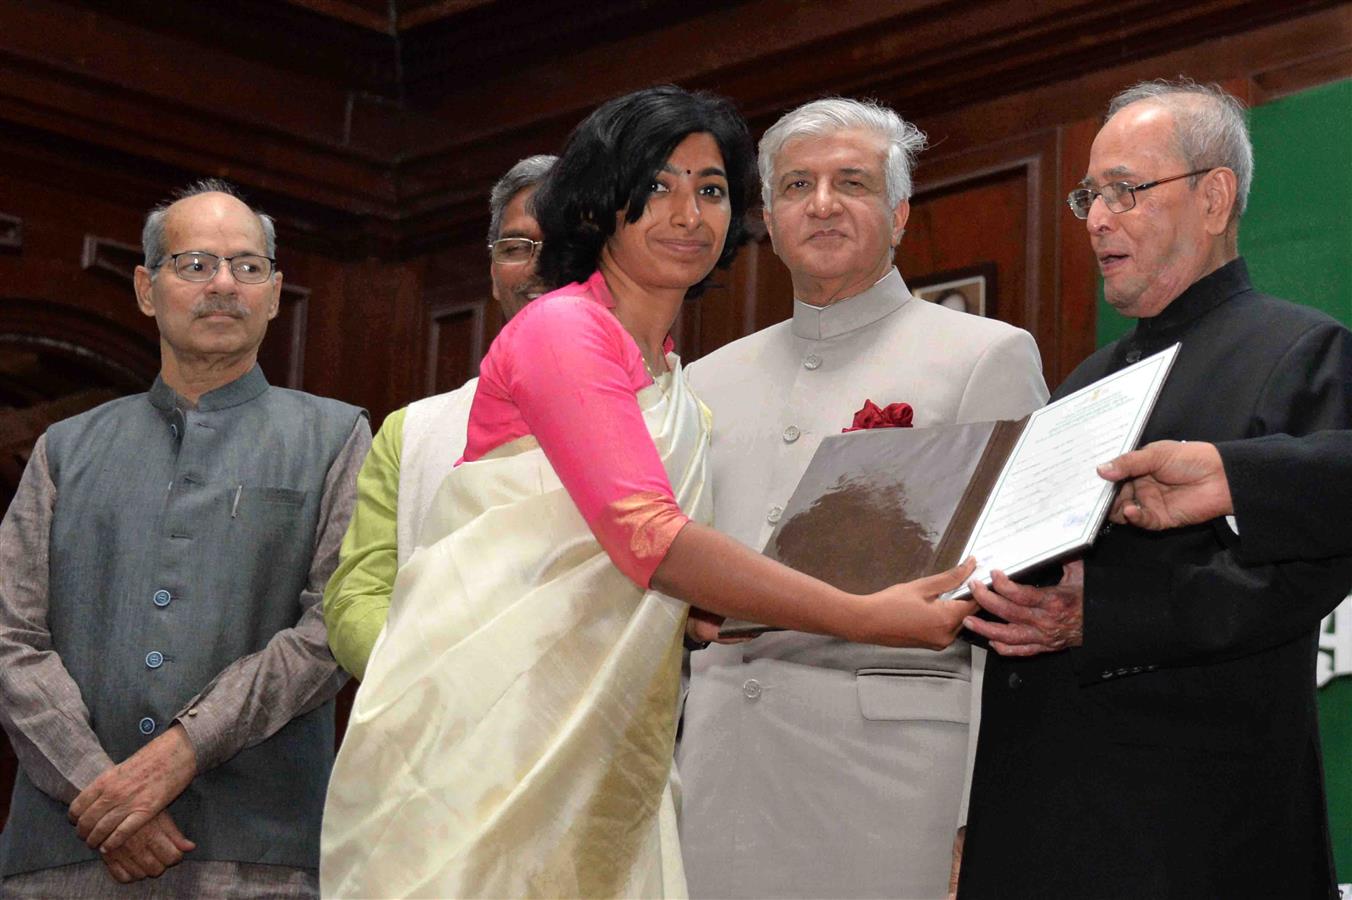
943;343;1179;599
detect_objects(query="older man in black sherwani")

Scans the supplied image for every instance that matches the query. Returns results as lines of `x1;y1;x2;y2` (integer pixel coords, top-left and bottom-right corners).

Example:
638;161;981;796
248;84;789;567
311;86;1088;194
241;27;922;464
959;79;1352;899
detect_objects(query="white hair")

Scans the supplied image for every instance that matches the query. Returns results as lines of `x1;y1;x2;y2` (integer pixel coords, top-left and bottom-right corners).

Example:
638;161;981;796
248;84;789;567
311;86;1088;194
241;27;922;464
758;97;926;210
1107;78;1253;220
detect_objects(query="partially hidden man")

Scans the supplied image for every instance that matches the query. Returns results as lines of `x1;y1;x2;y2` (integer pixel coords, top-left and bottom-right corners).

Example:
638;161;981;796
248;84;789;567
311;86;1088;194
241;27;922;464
0;181;369;897
677;98;1048;899
324;154;555;681
961;80;1352;898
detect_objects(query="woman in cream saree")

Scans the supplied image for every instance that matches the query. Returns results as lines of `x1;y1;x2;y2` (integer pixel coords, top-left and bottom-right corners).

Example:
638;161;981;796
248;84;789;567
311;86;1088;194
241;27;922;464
323;340;706;897
321;85;976;899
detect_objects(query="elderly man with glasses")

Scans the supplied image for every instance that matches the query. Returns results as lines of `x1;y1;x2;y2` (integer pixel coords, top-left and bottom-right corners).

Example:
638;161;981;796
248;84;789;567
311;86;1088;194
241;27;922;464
958;79;1352;898
322;154;556;682
0;180;370;897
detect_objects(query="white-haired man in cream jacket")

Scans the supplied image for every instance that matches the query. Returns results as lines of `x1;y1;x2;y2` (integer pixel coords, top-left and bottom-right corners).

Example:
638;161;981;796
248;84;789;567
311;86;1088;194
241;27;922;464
677;98;1048;899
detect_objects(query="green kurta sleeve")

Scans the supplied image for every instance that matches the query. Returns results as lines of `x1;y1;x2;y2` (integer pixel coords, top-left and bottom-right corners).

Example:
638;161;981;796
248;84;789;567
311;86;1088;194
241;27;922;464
324;406;405;680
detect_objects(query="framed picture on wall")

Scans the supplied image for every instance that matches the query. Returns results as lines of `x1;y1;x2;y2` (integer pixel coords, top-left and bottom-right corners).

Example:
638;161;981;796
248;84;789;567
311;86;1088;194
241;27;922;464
911;263;997;318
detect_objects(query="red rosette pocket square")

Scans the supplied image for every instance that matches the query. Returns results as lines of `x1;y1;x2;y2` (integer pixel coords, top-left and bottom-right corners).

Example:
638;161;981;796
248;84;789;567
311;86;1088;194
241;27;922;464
842;399;914;433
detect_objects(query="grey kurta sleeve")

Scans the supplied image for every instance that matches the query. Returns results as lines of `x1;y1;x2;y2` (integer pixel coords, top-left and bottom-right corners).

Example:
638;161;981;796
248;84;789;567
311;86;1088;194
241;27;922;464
0;436;116;803
174;416;371;771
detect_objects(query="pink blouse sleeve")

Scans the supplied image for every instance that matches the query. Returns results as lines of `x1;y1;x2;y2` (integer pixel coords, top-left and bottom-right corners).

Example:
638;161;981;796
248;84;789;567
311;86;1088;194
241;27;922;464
475;294;688;588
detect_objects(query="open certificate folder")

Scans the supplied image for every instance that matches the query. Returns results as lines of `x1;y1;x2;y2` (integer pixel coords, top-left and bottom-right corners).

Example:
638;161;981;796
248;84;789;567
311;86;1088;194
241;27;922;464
719;343;1179;637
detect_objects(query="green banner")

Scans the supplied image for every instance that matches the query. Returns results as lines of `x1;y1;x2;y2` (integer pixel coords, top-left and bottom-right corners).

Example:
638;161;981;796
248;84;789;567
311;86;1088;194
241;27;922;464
1094;76;1352;881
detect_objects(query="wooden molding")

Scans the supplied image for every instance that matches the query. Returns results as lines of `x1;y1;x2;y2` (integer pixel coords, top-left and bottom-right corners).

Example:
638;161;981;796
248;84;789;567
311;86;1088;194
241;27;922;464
263;285;311;390
279;0;497;33
0;299;158;388
0;211;19;250
423;297;485;395
0;333;154;394
6;0;1350;255
80;233;141;281
906;130;1063;381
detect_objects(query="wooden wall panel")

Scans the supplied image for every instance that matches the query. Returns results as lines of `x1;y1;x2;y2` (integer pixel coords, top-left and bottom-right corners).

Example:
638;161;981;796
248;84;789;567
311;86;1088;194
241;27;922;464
0;213;20;250
425;299;485;395
743;237;798;338
1055;117;1104;383
897;131;1068;382
902;172;1029;324
678;227;787;362
255;286;310;391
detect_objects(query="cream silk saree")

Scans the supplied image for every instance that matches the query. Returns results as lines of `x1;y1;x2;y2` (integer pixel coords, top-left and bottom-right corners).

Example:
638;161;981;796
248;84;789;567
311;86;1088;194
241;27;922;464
321;361;709;898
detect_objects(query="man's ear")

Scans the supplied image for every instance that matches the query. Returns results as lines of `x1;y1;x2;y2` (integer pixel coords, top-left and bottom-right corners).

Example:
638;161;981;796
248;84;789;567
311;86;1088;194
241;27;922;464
891;199;911;247
1202;168;1238;236
267;271;282;321
133;266;157;318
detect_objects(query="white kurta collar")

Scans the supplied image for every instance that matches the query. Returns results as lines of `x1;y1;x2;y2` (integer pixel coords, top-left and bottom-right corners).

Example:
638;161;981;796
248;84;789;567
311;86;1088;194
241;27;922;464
790;268;911;341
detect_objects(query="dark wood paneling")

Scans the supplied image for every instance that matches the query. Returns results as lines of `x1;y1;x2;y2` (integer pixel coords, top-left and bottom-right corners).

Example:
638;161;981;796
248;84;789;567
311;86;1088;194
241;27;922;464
0;213;20;250
258;286;311;391
899;131;1065;382
904;171;1030;321
399;0;731;99
0;302;159;392
424;299;484;395
910;6;1352;164
1056;117;1104;385
7;0;1349;253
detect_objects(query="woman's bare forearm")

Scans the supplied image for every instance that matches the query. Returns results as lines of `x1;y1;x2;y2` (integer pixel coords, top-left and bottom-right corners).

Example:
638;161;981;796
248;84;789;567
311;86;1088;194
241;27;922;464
651;521;869;640
652;522;977;650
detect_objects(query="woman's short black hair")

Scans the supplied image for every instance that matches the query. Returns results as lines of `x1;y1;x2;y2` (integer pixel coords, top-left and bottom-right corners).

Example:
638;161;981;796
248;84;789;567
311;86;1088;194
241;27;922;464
534;84;757;297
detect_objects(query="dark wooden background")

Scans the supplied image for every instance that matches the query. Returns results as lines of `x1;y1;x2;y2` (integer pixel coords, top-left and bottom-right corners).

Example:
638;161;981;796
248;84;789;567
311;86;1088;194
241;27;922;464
3;0;1352;828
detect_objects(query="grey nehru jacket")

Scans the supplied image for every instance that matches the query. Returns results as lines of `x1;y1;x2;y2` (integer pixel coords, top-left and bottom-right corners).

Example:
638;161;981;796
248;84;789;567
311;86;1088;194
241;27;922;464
0;365;369;877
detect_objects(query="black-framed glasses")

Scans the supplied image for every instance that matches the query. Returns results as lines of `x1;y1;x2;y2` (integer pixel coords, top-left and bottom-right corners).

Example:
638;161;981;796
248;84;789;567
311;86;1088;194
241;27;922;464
488;237;543;265
154;251;276;284
1066;168;1214;219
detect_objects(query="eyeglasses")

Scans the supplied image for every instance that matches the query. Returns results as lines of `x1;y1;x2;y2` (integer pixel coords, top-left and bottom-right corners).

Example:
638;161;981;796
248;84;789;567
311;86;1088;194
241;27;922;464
155;251;276;284
1066;168;1213;219
488;237;543;265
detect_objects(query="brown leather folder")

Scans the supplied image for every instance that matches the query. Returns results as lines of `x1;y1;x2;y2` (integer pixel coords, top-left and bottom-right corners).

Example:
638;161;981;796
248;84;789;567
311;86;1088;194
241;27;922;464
719;417;1027;638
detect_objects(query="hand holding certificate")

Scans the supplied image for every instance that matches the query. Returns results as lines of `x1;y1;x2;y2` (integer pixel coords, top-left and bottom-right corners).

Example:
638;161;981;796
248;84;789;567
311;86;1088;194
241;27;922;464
719;344;1178;637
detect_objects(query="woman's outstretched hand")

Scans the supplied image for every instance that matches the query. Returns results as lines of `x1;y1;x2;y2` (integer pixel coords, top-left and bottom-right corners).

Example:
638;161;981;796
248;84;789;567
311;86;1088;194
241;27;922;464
859;558;978;649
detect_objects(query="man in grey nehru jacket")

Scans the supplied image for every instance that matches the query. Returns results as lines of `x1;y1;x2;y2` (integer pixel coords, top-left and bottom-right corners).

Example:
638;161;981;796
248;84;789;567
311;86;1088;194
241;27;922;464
0;179;369;897
677;98;1047;899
